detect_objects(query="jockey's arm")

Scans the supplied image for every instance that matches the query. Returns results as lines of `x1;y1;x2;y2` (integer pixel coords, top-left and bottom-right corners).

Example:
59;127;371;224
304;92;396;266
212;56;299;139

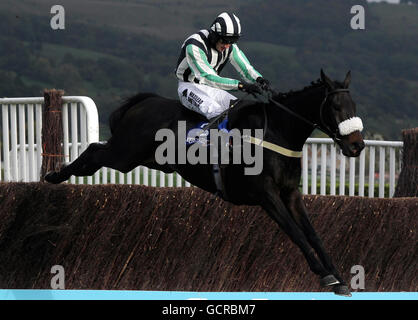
229;44;263;84
185;44;240;91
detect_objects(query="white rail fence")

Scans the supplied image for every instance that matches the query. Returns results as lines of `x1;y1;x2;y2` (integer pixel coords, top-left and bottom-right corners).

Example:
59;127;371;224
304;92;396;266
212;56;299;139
0;96;99;184
0;96;191;187
302;138;403;198
0;97;403;198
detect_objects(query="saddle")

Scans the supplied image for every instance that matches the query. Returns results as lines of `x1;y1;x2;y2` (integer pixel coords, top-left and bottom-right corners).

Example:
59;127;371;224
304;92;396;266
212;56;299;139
185;99;255;146
185;99;254;201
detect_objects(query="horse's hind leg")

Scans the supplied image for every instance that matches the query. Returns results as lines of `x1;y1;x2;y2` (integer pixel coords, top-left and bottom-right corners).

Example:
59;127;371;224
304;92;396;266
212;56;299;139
45;142;111;184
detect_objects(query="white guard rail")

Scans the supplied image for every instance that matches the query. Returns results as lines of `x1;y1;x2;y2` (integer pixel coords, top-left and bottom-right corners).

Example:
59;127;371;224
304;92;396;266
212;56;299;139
0;97;402;198
0;96;99;183
77;138;404;198
302;138;403;198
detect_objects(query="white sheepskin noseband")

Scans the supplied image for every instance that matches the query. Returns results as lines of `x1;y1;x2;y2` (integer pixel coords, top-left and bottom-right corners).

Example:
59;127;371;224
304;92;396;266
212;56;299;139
338;117;363;136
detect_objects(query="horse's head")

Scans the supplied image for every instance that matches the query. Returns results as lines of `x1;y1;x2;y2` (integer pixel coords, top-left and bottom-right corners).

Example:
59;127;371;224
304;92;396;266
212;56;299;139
319;70;365;157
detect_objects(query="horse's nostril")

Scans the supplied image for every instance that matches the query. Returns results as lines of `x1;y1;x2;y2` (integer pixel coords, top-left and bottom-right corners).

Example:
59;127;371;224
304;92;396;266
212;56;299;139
353;141;364;151
351;142;365;156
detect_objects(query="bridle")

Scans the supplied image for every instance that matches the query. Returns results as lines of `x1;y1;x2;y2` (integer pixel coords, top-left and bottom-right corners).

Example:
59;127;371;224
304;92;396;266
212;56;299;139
205;86;350;145
318;88;350;142
266;87;350;143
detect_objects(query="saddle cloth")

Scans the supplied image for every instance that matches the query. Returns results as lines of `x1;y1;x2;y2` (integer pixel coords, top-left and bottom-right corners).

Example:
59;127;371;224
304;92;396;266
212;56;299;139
186;118;229;146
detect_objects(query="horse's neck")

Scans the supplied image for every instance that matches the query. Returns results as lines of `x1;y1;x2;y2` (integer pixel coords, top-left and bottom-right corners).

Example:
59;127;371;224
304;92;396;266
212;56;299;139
268;85;326;150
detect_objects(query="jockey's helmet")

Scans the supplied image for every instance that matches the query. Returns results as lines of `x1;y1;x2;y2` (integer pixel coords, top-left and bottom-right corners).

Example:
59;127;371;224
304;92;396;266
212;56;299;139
210;12;241;44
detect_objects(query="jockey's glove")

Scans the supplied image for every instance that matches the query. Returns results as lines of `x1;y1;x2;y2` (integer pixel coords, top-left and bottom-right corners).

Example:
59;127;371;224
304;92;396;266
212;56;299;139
256;77;271;92
238;82;262;95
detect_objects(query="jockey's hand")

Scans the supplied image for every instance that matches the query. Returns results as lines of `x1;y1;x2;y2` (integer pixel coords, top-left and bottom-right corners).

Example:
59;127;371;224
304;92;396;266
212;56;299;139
256;77;271;92
238;82;262;96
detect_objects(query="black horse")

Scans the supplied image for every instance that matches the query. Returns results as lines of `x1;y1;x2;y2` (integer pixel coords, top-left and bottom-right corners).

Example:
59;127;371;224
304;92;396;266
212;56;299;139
45;70;365;296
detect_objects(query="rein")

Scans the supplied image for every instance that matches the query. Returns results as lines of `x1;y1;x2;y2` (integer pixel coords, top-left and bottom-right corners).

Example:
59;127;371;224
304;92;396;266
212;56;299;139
243;87;350;158
265;88;350;142
204;86;350;159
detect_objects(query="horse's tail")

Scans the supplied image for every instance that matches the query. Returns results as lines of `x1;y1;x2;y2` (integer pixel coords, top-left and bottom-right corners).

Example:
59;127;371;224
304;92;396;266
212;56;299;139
109;92;158;134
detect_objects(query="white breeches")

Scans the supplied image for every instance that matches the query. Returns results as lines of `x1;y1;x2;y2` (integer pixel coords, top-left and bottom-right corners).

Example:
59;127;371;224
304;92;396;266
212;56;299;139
177;81;237;119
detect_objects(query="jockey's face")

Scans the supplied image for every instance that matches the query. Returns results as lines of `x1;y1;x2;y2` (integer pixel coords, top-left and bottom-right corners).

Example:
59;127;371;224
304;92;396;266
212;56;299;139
215;41;231;52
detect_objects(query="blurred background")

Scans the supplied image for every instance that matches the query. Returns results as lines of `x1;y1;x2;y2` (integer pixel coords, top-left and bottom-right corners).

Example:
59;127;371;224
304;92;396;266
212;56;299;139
0;0;417;140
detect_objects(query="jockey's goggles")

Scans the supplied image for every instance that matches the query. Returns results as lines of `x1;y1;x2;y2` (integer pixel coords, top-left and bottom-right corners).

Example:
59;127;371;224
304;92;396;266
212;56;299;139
219;36;239;44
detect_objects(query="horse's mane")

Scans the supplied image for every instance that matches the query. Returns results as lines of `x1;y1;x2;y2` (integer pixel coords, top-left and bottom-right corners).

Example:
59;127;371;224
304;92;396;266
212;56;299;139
272;79;324;102
231;78;328;122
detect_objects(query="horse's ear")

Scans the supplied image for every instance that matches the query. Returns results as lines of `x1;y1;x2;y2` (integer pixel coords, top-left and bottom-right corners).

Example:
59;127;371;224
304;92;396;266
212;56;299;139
343;70;351;88
320;69;335;90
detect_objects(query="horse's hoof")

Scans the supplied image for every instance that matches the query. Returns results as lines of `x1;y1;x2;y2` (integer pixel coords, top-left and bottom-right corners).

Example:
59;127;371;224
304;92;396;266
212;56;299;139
333;284;352;297
44;171;61;184
320;275;340;287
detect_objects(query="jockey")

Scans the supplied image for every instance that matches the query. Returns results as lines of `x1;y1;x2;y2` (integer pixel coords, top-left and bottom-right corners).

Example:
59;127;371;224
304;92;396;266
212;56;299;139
175;12;270;120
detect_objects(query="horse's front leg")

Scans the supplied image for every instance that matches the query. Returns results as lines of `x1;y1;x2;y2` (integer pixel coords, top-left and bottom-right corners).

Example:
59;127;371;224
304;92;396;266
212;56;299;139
282;189;351;296
260;179;335;286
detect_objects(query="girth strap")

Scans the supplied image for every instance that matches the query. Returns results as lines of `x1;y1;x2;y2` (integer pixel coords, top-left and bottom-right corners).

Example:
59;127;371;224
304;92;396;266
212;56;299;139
212;163;228;199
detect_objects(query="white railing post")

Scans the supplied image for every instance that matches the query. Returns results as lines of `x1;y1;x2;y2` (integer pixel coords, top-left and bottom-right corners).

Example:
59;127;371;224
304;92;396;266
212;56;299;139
127;170;132;185
18;104;27;182
368;146;375;198
311;144;317;195
10;105;18;181
359;149;365;196
389;147;396;198
151;169;157;187
349;157;355;196
134;167;140;185
176;173;182;187
168;173;174;187
70;102;78;184
330;144;336;196
102;167;108;184
302;144;308;194
119;172;124;184
2;105;10;181
35;103;42;180
143;166;149;186
160;171;165;187
379;147;385;198
339;151;346;195
110;169;116;184
320;144;327;195
27;104;36;181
